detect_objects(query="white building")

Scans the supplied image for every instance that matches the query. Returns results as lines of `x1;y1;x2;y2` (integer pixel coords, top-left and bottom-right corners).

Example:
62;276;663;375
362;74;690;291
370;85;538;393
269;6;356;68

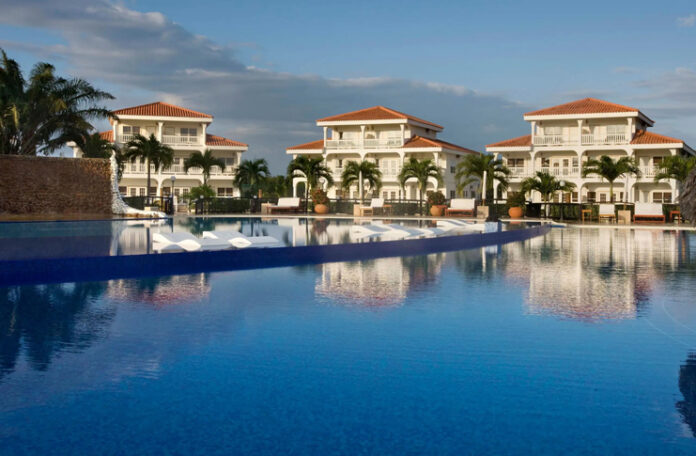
71;102;248;198
486;98;695;203
286;106;479;200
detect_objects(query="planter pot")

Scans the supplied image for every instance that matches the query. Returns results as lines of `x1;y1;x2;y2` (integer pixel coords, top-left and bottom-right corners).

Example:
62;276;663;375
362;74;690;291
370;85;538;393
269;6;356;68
314;203;329;215
430;205;446;217
508;206;524;219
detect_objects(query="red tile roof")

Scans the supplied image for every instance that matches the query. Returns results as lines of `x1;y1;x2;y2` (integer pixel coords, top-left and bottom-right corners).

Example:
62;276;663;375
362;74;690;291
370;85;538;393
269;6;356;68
113;101;212;118
486;134;532;148
524;98;639;117
630;130;682;145
99;130;113;141
205;134;247;147
403;136;478;153
317;106;443;129
287;139;325;150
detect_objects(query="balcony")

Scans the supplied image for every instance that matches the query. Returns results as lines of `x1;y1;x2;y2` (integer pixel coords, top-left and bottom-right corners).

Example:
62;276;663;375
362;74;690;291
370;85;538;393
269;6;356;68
639;166;660;178
162;135;201;146
325;138;403;150
533;134;628;147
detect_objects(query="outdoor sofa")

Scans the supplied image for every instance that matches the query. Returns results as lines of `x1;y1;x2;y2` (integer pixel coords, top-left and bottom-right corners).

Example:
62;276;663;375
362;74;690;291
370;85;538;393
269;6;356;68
445;198;476;217
268;197;302;214
633;202;665;224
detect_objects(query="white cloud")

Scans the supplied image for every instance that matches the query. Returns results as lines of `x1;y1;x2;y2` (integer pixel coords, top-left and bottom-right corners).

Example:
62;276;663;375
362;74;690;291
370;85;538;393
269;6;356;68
0;0;530;171
677;14;696;27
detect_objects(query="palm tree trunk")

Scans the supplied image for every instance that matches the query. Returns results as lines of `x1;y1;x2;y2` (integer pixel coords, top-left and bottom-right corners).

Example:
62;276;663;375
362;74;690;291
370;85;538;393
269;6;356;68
609;180;614;203
146;158;151;204
305;182;309;213
359;170;364;205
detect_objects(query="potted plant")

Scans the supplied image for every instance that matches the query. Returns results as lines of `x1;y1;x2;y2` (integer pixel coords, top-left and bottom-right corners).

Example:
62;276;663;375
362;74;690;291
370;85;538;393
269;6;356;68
427;191;447;217
311;188;330;214
506;192;526;219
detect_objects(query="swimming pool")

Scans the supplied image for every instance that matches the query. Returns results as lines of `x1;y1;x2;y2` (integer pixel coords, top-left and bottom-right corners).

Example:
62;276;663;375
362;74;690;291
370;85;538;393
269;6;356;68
1;224;695;454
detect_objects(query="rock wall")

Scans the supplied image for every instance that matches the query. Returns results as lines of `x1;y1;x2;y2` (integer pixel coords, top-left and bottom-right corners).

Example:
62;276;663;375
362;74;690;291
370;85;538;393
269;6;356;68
0;155;112;216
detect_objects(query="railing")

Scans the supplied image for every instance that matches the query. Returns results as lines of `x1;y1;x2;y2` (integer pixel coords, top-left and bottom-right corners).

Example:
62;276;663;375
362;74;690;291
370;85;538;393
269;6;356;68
509;166;527;177
325;138;403;149
162;135;201;145
533;135;564;145
533;133;629;146
539;167;580;177
580;134;627;145
210;165;235;176
120;134;137;143
640;166;660;178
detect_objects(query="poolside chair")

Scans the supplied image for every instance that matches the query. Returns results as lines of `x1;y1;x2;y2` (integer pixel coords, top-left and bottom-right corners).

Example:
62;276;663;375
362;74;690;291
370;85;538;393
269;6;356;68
350;224;392;237
152;232;230;252
202;230;281;248
384;224;427;238
598;204;616;223
268;197;301;214
357;198;386;216
436;219;485;231
445;198;476;217
633;203;665;224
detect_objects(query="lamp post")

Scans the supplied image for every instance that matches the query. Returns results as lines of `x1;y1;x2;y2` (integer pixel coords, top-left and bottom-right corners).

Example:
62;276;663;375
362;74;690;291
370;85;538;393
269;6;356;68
559;180;565;222
170;175;176;215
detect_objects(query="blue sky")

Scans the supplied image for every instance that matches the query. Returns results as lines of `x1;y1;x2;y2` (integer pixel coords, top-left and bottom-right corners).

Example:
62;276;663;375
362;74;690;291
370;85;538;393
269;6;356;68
1;0;696;172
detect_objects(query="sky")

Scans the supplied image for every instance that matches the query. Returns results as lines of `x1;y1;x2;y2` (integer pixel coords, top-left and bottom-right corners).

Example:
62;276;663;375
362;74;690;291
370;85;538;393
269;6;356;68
1;0;696;173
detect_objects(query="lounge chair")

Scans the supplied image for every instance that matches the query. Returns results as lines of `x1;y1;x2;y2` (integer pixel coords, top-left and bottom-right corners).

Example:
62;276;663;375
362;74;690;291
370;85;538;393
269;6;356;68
445;198;476;217
598;204;616;223
152;232;230;252
269;197;301;214
384;224;427;238
357;198;388;216
633;203;665;224
436;219;485;231
350;224;392;236
202;230;280;248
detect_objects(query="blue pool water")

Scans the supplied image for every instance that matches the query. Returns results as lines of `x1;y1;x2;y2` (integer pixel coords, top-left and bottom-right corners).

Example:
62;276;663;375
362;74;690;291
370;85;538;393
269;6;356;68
1;225;696;454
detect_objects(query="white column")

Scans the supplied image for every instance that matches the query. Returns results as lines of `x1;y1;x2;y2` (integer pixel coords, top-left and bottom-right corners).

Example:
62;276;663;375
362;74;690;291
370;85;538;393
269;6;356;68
201;123;207;146
360;125;366;150
530;121;537;140
156;122;163;141
530;151;536;174
400;124;406;145
577;119;583;144
112;120;119;144
323;126;327;146
627;118;633;141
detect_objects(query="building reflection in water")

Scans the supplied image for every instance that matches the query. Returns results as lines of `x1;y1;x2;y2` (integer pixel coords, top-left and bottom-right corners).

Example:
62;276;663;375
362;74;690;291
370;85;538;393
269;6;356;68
0;282;114;377
677;353;696;438
107;274;211;307
315;254;444;308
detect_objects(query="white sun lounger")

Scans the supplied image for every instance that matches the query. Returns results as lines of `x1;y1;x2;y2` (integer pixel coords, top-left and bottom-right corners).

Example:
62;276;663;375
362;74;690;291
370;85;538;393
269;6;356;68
436;219;485;231
202;230;281;248
350;224;392;236
152;232;231;252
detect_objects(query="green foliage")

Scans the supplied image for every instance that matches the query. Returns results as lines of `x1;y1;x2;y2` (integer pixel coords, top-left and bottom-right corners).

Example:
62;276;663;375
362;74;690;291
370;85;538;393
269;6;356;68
287;156;333;211
189;184;216;201
0;48;114;155
77;131;125;179
455;153;510;197
582;155;640;202
398;158;443;214
262;175;291;198
426;190;446;206
654;155;696;184
506;191;526;208
184;149;226;185
340;160;382;204
234;158;270;196
521;171;576;202
124;134;174;197
310;187;329;205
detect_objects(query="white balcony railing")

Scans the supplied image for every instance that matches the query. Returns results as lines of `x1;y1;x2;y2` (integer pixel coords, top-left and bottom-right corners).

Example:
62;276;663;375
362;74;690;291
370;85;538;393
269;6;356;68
539;167;580;177
162;135;201;145
325;138;403;150
120;134;137;143
508;166;527;177
533;133;629;146
533;135;564;146
640;166;660;178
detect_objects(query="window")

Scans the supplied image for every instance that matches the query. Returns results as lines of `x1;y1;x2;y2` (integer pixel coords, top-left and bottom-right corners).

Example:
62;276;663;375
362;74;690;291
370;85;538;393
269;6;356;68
222;157;236;167
182;188;190;196
653;156;664;167
138;188;146;196
391;191;397;199
375;159;380;167
541;157;550;167
450;166;456;174
572;157;579;168
587;191;596;203
337;159;343;168
383;191;388;199
545;126;562;136
118;186;127;195
652;192;672;203
571;192;578;203
217;187;235;197
123;126;140;135
607;125;625;136
450;190;455;199
599;193;607;203
164;127;175;135
180;127;197;136
162;187;171;197
508;158;524;168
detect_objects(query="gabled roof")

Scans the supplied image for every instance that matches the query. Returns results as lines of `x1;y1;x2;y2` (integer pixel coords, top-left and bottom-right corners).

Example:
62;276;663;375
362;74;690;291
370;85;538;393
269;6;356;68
630;130;683;145
524;98;639;117
113;101;213;118
287;139;325;150
403;136;478;153
317;106;443;129
99;130;113;141
486;134;532;148
205;134;247;147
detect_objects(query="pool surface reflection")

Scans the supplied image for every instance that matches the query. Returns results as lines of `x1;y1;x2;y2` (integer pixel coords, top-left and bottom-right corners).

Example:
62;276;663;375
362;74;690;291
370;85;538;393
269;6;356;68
1;227;696;454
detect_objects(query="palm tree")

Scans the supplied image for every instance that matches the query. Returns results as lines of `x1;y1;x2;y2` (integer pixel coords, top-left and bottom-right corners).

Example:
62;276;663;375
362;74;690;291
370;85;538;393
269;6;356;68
521;171;576;217
76;131;125;179
234;158;270;197
184;149;226;186
262;175;291;198
0;48;113;155
681;168;696;222
287;156;334;211
340;160;382;204
398;157;443;214
654;155;696;200
124;134;174;198
582;155;640;203
455;153;510;200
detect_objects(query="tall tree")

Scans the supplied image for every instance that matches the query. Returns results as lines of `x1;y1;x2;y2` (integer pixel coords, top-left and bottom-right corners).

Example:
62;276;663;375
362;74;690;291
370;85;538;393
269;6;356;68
77;131;125;180
581;155;640;202
124;134;174;198
654;155;696;199
287;156;334;211
184;149;226;186
234;158;270;197
398;157;443;214
521;171;576;216
0;48;113;155
455;153;510;199
262;175;291;198
340;160;382;204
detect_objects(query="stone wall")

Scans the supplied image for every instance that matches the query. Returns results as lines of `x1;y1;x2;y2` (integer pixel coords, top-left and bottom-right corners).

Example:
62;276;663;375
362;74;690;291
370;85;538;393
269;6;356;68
0;155;112;216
